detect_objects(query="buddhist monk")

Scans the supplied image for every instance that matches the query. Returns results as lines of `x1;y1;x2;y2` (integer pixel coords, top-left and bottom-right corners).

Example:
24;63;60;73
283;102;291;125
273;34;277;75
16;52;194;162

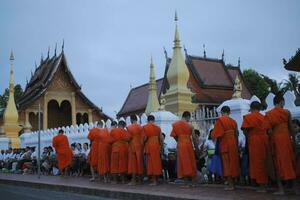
171;111;197;187
88;122;102;181
52;129;73;176
265;94;298;195
97;121;112;183
241;101;269;192
143;115;162;186
211;106;240;190
110;120;130;184
127;115;144;185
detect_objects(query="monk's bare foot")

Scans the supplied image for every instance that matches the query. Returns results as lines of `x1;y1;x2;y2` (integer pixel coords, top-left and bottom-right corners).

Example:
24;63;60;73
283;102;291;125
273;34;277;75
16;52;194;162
128;181;137;186
256;189;267;193
89;178;95;182
273;191;284;195
180;184;191;188
224;186;235;191
149;182;158;186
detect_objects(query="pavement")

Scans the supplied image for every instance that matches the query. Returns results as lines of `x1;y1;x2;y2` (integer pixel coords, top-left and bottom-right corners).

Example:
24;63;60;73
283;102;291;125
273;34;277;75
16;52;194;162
0;173;299;200
0;184;115;200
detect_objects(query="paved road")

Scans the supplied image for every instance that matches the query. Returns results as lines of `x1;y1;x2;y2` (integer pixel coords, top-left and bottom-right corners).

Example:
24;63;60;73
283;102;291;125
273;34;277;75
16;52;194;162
0;184;116;200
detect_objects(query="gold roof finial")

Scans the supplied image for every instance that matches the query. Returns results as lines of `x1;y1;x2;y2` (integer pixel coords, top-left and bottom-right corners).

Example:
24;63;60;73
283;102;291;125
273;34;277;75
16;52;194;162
10;50;14;61
174;11;181;49
145;56;160;114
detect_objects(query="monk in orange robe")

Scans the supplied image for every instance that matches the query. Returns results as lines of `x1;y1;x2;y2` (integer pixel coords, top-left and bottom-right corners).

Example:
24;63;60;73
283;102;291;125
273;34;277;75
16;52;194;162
88;123;102;181
110;120;130;183
127;115;144;185
52;129;73;175
97;121;112;183
171;111;197;186
265;94;298;195
143;115;162;185
241;101;269;192
211;106;240;190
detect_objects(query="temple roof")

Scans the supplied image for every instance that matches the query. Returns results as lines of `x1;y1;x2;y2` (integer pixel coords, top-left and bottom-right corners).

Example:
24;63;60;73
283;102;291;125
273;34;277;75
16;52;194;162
117;52;252;117
17;51;110;120
284;48;300;72
118;79;164;117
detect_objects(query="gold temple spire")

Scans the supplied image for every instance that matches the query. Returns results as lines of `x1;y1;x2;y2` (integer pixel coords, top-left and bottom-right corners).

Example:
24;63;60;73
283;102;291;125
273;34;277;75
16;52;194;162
4;50;21;148
145;56;160;114
164;12;197;116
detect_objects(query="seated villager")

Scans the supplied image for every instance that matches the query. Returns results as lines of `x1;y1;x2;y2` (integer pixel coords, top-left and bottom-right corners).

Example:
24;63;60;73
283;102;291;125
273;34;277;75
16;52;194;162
161;133;169;181
16;147;32;171
81;142;90;176
292;119;300;179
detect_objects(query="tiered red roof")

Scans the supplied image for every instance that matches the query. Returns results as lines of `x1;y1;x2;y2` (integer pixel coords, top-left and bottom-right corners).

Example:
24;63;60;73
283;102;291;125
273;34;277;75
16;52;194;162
118;52;252;117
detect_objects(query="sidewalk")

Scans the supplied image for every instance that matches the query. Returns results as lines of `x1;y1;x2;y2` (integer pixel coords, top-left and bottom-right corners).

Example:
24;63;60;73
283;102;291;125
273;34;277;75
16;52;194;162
0;173;298;200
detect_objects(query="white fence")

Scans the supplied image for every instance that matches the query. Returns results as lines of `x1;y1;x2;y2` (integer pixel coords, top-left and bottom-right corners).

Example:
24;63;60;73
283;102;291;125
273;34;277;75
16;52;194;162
20;110;179;150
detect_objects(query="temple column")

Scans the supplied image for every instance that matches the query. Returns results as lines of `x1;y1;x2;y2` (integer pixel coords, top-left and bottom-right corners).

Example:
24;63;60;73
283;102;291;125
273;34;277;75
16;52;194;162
71;92;76;126
43;93;48;130
23;110;32;133
88;109;93;124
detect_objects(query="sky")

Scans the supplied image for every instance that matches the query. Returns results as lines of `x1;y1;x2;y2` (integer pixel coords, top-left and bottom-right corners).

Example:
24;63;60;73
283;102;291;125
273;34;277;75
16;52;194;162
0;0;300;117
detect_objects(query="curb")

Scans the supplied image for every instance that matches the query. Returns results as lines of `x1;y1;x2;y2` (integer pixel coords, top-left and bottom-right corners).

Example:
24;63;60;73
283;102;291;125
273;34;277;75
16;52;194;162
0;178;198;200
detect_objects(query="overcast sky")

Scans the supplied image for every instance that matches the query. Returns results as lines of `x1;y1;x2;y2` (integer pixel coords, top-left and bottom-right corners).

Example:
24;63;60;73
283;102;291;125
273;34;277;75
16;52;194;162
1;0;300;117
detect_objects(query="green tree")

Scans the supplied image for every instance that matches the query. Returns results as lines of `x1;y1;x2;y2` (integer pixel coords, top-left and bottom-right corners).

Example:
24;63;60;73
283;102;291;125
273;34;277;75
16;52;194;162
282;73;300;96
242;69;269;100
261;75;284;94
0;84;24;109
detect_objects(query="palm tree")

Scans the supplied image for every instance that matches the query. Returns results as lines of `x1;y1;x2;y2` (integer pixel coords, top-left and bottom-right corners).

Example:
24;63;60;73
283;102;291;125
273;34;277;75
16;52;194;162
282;73;300;97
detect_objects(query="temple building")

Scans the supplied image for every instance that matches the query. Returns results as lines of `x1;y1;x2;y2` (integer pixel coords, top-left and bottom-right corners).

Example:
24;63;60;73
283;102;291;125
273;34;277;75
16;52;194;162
283;48;300;72
118;14;252;118
0;45;110;147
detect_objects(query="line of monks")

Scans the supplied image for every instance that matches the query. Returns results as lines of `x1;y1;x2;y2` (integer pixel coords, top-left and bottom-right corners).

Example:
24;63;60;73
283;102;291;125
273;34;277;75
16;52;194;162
212;95;299;194
52;94;299;194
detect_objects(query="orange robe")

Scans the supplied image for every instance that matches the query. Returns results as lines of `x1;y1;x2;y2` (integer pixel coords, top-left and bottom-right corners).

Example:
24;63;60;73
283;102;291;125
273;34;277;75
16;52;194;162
265;107;296;180
211;116;240;177
97;128;112;175
241;112;269;184
143;123;162;176
110;128;130;174
52;134;73;171
127;123;144;175
171;120;197;178
88;128;101;169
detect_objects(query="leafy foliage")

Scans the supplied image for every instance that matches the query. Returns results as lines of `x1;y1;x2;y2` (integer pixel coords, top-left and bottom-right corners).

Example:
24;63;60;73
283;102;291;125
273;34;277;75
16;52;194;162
0;84;24;109
242;69;269;100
